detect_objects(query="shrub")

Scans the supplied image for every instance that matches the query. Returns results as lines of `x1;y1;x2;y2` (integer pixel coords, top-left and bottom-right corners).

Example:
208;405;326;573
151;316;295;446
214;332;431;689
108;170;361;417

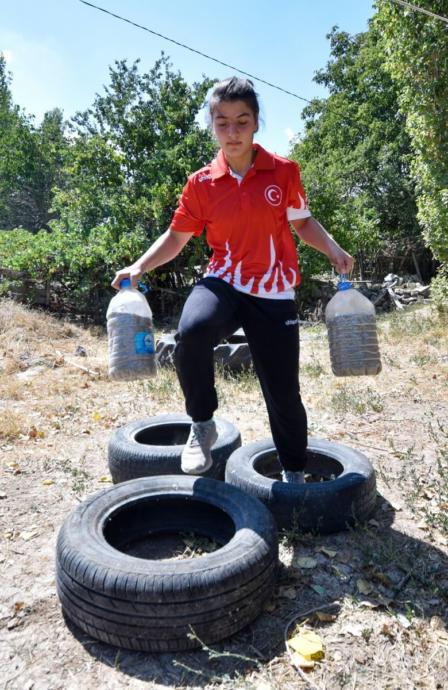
431;268;448;314
0;225;149;319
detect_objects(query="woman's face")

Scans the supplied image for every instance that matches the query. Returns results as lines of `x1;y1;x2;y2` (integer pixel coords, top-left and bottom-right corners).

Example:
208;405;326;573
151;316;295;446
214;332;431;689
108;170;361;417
212;99;258;161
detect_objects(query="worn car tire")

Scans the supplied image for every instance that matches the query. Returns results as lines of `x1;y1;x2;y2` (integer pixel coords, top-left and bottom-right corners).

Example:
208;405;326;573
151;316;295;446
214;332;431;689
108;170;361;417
56;475;278;652
108;414;241;483
213;343;252;372
225;438;377;534
155;334;176;367
156;329;252;373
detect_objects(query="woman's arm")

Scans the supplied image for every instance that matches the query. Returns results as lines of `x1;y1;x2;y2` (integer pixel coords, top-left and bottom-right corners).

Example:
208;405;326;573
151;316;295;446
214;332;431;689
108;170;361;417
291;217;354;274
111;228;194;289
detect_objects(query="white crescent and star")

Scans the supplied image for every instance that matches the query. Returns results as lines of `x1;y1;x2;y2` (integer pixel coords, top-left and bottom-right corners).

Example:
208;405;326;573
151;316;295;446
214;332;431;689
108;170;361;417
264;185;282;207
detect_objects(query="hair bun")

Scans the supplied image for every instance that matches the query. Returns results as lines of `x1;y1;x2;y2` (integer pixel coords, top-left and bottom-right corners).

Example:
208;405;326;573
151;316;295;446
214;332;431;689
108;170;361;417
207;76;260;121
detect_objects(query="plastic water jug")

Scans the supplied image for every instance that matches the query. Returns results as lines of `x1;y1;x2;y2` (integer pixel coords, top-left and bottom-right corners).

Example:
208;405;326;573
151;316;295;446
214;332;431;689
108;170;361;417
325;276;381;377
106;279;156;381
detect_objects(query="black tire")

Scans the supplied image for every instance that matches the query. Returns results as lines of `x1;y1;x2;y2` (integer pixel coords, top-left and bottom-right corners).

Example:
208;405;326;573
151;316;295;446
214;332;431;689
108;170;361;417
56;475;278;652
156;331;253;373
214;343;252;372
155;333;176;367
108;414;241;483
225;438;377;534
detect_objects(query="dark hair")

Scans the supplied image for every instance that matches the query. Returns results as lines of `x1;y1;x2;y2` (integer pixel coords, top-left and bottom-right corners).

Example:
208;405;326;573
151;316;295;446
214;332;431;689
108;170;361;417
208;77;260;123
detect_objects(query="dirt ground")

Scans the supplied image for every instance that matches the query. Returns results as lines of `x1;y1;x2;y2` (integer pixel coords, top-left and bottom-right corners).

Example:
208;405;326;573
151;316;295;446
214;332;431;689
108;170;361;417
0;297;447;690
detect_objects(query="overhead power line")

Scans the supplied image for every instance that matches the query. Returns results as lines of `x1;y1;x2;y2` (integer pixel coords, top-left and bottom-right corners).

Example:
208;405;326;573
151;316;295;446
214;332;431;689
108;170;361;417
78;0;312;103
389;0;448;24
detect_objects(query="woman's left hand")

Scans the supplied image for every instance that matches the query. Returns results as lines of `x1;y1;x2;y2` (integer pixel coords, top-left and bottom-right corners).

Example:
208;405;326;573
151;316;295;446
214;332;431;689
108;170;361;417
329;245;354;275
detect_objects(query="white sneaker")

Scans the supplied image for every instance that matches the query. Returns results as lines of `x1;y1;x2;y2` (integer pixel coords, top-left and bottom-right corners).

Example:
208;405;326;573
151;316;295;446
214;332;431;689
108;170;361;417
282;470;306;484
181;419;218;474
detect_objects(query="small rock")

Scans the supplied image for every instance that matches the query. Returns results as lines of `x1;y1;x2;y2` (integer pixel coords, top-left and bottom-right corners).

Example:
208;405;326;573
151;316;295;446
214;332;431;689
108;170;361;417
430;615;445;630
295;556;318;569
383;273;401;286
345;623;365;637
16;366;46;381
396;613;412;628
335;564;353;578
75;345;87;357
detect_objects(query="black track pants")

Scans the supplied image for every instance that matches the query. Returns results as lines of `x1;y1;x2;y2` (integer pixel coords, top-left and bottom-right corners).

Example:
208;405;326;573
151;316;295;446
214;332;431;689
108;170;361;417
174;277;308;471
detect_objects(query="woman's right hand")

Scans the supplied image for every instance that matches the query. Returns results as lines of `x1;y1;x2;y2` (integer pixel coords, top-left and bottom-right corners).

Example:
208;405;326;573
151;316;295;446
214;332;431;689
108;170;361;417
111;264;144;290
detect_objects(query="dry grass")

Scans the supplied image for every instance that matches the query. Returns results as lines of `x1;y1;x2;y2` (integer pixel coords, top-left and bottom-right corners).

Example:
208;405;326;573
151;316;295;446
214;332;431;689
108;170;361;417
0;409;26;440
0;298;447;690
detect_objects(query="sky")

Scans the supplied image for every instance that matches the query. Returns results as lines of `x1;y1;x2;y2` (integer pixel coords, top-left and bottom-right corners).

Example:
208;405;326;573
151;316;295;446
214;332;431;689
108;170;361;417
1;0;376;156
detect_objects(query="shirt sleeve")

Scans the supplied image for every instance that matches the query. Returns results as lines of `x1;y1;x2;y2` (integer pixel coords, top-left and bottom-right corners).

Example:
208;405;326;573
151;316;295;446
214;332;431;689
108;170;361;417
286;161;312;221
170;175;206;237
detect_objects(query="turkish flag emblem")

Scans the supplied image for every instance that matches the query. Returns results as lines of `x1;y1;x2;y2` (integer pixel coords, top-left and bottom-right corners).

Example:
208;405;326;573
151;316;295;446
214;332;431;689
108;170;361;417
264;185;282;207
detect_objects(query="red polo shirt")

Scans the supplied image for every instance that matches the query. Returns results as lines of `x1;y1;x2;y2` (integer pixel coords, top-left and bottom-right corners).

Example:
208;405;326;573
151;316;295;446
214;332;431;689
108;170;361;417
170;143;311;298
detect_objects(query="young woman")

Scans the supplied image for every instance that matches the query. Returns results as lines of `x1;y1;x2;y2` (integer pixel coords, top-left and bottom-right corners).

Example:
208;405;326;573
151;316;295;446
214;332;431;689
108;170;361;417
112;77;354;482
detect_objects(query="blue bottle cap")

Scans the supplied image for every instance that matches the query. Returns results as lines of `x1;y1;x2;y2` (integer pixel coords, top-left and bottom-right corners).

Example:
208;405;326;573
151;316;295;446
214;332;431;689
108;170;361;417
120;278;131;288
337;274;353;291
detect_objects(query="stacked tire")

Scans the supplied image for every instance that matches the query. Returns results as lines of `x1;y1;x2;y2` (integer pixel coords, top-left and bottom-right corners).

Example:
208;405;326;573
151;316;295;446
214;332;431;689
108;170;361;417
56;476;278;652
56;413;377;651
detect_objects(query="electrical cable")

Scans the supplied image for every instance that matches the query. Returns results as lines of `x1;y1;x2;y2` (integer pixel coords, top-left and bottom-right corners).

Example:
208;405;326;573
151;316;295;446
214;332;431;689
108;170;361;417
389;0;448;25
78;0;312;103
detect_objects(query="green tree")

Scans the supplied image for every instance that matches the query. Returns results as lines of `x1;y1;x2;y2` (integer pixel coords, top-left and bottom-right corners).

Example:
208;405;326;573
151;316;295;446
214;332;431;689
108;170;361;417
374;0;448;269
34;108;68;229
0;54;68;231
50;54;215;298
1;55;216;319
53;55;214;237
0;54;34;229
291;26;422;279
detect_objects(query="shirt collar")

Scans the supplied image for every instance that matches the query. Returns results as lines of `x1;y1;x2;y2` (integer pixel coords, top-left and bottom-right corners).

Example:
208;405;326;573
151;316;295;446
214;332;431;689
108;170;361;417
210;143;276;180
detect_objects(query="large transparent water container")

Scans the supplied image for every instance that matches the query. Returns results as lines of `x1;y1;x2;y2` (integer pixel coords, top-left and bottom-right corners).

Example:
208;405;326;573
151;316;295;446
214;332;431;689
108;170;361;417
106;279;156;381
325;277;381;377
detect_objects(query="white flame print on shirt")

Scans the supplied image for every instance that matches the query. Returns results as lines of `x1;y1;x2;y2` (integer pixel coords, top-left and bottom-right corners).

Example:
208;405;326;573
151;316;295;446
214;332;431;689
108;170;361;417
206;236;296;296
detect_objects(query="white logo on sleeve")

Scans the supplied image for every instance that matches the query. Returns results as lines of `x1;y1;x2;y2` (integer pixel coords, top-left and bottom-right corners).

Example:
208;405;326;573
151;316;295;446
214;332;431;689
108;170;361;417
264;185;282;207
